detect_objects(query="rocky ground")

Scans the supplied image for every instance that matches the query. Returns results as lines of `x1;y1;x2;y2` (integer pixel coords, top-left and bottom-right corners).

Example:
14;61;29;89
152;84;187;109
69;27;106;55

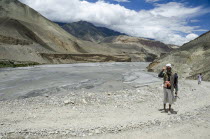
0;62;210;139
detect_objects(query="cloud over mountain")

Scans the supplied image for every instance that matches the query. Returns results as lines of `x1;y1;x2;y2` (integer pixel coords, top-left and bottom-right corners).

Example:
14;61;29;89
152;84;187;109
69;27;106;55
19;0;209;45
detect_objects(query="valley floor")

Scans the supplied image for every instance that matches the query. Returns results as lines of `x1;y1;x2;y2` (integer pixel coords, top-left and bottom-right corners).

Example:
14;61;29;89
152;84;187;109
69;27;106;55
0;63;209;139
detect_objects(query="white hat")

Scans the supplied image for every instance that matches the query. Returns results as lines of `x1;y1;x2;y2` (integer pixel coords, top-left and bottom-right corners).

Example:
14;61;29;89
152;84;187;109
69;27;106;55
166;63;172;67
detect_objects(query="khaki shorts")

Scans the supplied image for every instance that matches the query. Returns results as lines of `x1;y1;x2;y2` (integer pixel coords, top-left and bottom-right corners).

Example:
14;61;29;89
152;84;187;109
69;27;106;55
163;88;173;104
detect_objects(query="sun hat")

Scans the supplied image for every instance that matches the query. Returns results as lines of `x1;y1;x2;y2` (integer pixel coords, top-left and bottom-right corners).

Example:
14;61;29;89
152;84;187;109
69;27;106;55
166;63;172;67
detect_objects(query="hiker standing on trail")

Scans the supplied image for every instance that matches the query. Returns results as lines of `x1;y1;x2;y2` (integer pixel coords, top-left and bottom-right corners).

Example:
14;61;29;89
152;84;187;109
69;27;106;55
198;73;202;85
158;64;178;115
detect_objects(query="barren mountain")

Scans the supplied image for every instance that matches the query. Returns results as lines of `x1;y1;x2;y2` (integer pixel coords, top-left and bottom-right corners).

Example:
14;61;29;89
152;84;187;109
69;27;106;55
0;0;86;53
100;35;172;62
62;21;125;43
0;0;130;65
147;31;210;81
0;0;172;66
61;21;172;62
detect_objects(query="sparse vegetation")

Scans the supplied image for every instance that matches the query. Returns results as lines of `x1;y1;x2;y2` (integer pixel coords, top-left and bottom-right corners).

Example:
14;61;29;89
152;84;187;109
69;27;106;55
0;60;39;68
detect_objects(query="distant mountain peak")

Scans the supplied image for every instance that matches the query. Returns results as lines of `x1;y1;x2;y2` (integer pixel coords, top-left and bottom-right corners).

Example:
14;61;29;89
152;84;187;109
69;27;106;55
61;21;125;43
76;21;94;25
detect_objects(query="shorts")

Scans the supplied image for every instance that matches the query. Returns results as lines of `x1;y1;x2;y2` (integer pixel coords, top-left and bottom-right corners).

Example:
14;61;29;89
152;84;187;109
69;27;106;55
163;87;173;105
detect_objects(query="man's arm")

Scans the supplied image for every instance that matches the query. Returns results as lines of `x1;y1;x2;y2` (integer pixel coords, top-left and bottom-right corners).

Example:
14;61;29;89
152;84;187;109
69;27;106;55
158;70;164;78
158;67;166;78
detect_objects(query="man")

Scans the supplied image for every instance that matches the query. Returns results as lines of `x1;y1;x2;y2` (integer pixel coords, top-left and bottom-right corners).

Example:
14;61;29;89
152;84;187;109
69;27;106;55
198;73;202;85
158;64;178;115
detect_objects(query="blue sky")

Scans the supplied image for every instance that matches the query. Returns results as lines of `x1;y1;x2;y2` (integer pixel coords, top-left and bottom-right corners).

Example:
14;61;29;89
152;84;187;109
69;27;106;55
19;0;210;45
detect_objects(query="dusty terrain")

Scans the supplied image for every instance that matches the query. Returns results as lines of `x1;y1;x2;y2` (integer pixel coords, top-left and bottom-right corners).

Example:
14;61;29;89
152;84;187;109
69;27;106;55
0;62;210;139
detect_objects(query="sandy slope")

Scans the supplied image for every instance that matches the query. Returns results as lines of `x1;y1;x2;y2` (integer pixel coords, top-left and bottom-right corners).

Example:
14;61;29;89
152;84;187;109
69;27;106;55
0;63;209;139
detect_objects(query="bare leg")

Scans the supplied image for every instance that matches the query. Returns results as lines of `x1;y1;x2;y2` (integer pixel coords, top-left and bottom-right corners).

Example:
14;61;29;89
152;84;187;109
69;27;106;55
169;104;171;112
164;104;166;112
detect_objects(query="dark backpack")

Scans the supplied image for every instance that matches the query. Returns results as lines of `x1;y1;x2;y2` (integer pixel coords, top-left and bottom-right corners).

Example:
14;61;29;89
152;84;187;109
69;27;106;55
174;73;178;87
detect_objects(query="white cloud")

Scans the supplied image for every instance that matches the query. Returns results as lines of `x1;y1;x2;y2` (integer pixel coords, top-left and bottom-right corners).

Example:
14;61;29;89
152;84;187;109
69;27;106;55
190;19;200;23
19;0;209;45
145;0;161;3
114;0;130;2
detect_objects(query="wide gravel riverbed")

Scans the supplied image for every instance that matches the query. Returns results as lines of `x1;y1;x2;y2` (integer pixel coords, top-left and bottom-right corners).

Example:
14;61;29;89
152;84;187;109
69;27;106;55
0;62;210;139
0;62;160;101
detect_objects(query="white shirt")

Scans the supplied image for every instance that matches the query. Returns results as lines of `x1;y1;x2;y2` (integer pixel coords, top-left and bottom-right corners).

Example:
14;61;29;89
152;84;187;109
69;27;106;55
198;75;202;81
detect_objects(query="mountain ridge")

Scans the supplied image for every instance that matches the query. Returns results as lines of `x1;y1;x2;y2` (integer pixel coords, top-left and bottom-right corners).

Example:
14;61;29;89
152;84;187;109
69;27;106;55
60;21;172;62
0;0;131;64
147;30;210;81
62;21;125;43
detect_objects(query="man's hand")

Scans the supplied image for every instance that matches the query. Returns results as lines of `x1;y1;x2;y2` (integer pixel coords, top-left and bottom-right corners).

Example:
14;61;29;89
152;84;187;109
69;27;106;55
162;66;166;71
164;81;171;88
